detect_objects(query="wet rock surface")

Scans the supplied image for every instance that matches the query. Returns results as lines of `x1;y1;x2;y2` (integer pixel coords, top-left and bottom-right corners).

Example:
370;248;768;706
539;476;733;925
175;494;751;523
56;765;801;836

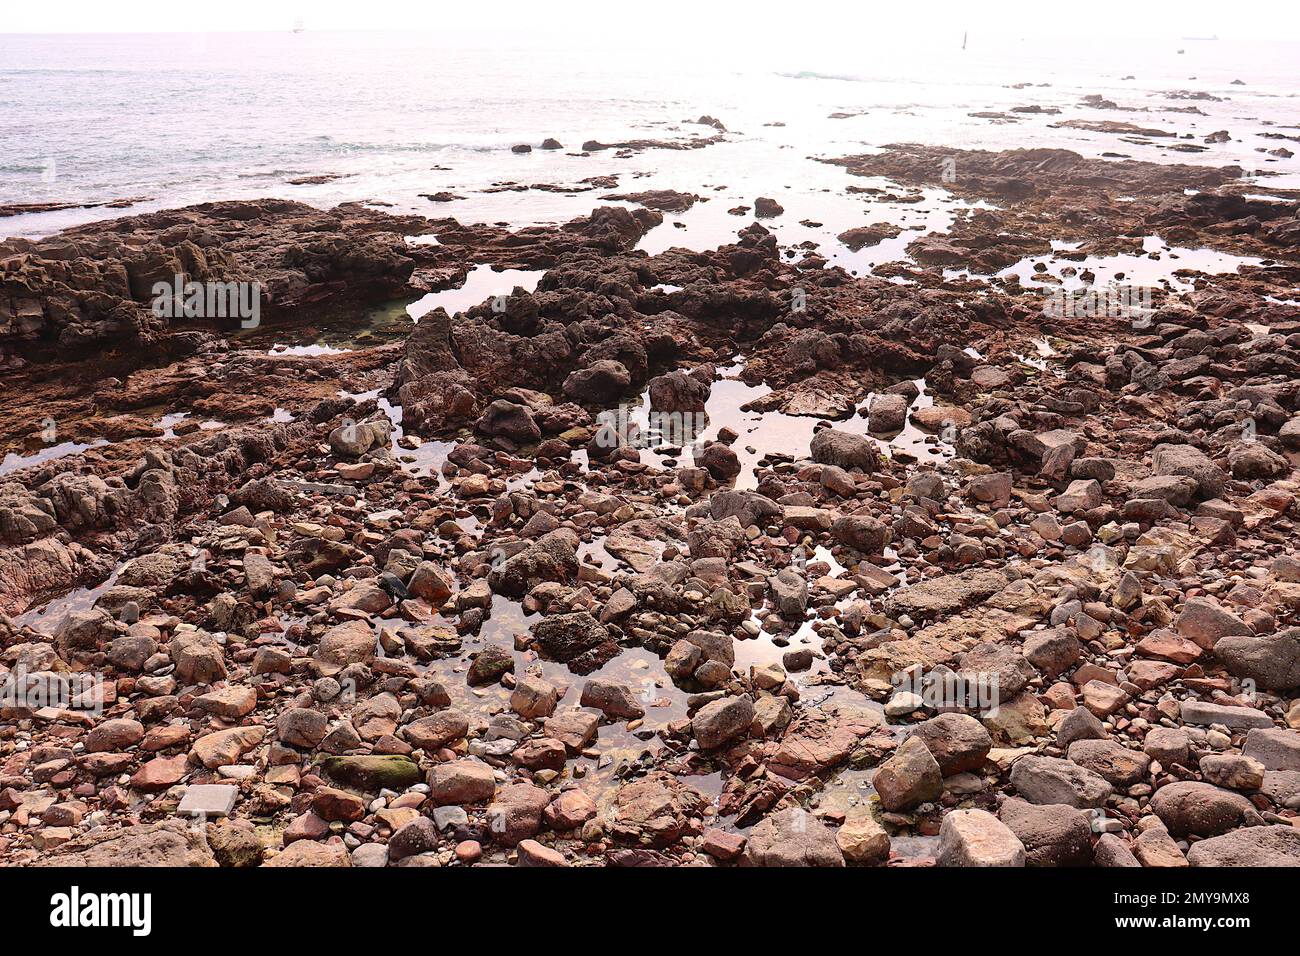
3;131;1300;869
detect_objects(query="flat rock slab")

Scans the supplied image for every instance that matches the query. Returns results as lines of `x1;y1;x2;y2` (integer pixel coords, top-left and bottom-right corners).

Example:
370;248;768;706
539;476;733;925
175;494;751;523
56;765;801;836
884;569;1008;622
1180;700;1273;730
177;784;238;817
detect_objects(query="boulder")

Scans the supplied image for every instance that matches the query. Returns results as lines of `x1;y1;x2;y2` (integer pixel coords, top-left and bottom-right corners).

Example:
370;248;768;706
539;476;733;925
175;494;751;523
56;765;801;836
477;399;540;443
743;808;844;867
1243;728;1300;772
1151;443;1226;499
427;759;497;805
936;809;1026;867
1066;739;1151;787
809;428;880;472
872;736;943;811
909;713;991;776
1215;628;1300;690
531;611;619;674
1175;597;1251;650
997;798;1093;866
835;812;891;865
1009;755;1112;809
1187;825;1300;867
692;695;755;750
648;369;710;413
831;515;890;553
579;679;645;720
1149;781;1255;836
562;360;632;405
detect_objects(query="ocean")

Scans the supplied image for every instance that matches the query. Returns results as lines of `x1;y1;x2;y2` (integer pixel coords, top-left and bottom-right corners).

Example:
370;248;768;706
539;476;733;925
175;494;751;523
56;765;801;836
2;29;1298;246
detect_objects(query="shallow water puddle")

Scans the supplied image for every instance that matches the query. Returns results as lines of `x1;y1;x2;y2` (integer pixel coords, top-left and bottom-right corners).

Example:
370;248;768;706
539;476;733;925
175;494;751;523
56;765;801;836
268;343;354;357
157;411;190;437
733;615;828;678
407;264;545;319
0;438;110;476
399;592;693;799
13;561;126;631
606;361;952;490
993;234;1265;293
337;387;455;483
629;176;994;277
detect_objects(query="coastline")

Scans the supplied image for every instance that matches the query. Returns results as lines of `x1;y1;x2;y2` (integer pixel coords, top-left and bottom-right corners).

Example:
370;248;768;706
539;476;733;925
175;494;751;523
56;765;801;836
2;43;1300;870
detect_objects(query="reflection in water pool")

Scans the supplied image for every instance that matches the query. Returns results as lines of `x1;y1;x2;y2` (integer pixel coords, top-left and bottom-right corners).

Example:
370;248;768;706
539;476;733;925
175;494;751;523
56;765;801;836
0;438;109;476
408;265;545;320
604;358;953;489
993;235;1265;293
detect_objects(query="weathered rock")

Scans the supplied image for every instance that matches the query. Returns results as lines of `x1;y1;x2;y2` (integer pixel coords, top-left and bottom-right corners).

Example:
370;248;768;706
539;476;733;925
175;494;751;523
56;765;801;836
1151;443;1225;499
1175;597;1251;650
466;643;515;686
84;718;145;753
809;428;880;472
1199;753;1265;791
697;442;741;481
1009;755;1112;809
169;630;227;685
264;840;351;867
38;821;216;867
509;674;559;719
998;798;1093;867
313;619;375;676
909;713;991;776
531;611;619;674
404;711;470;751
648;369;710;413
1215;628;1300;690
1067;739;1151;787
692;695;755;750
579;679;645;720
835;811;891;865
192;726;265;769
543;789;598;830
1149;781;1255;836
428;759;498;806
610;773;702;849
831;515;890;553
937;809;1026;867
487;529;579;598
872;736;943;810
1243;728;1300;772
277;708;327;749
1187;825;1300;867
743;808;844;867
322;755;421;791
485;783;551;846
516;839;568;867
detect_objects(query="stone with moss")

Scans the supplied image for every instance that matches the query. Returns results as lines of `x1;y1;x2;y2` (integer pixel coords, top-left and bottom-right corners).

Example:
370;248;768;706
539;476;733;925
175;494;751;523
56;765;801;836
322;755;421;791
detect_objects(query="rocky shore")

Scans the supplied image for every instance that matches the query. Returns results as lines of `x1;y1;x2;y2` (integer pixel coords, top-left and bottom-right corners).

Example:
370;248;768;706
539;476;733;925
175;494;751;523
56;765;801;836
2;141;1300;868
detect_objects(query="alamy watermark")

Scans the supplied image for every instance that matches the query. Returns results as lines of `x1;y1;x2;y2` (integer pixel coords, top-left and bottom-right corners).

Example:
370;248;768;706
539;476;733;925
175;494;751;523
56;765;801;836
50;886;151;936
892;666;1000;714
0;666;105;716
593;406;709;452
151;273;261;328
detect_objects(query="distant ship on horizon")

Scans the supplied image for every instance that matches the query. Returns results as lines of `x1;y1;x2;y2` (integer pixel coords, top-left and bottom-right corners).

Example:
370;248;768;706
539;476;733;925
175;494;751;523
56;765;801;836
292;18;305;34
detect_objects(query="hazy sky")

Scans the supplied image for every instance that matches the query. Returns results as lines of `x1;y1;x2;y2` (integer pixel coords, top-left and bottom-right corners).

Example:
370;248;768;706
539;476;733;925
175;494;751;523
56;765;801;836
6;0;1300;42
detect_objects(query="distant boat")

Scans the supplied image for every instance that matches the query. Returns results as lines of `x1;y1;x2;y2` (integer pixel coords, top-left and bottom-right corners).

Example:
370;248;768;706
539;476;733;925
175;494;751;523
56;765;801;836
292;18;305;33
962;31;967;51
